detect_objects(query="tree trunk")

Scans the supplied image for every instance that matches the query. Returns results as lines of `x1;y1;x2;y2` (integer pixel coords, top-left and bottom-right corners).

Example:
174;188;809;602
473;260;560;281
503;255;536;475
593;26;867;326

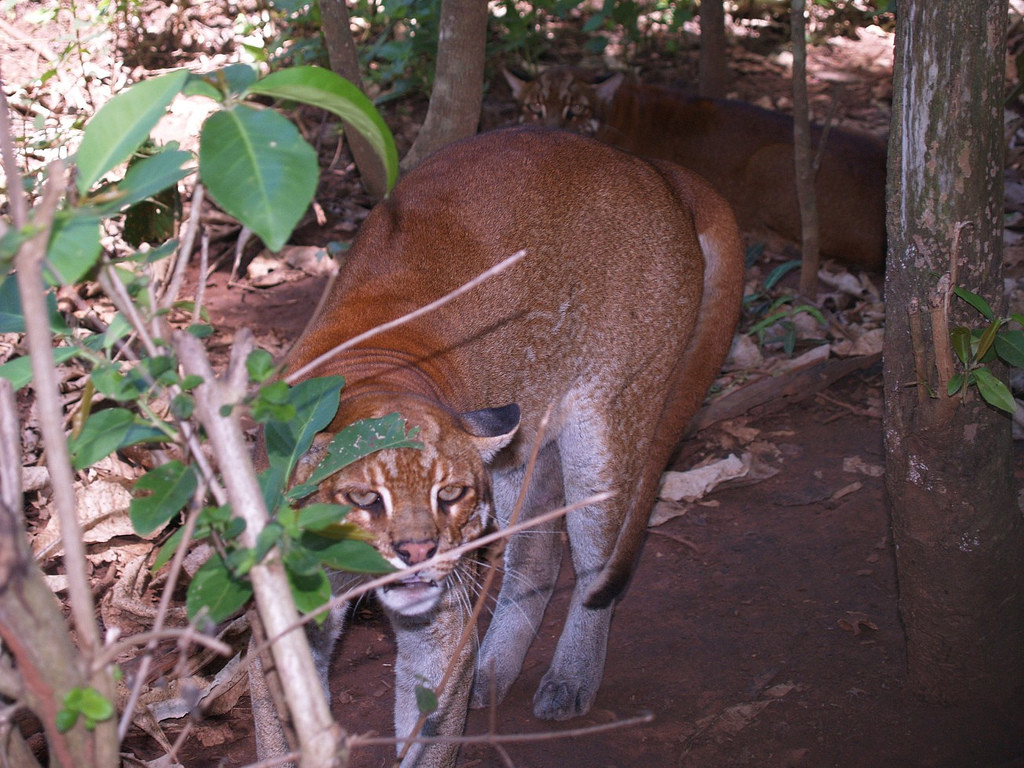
698;0;728;98
884;0;1024;705
400;0;488;170
320;0;388;199
790;0;820;299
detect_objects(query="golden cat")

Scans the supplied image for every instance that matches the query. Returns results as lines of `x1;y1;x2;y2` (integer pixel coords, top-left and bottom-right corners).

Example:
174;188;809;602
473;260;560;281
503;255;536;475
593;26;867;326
505;67;888;270
255;126;745;767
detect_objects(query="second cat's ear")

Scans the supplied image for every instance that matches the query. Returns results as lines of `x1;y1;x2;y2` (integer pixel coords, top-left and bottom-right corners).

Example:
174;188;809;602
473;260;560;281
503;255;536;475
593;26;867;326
461;404;521;462
594;71;625;103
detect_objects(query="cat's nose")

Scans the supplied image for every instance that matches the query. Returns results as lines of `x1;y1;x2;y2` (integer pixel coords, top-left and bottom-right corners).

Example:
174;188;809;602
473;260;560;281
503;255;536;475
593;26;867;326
394;538;438;565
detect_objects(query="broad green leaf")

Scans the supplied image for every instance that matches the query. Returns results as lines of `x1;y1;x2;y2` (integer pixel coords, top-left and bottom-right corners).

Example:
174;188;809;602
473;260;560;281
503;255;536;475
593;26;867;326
0;277;68;334
255;520;284;565
92;149;193;215
950;326;973;365
246;348;276;383
295;502;350;532
55;707;79;733
308;414;422;487
68;408;168;470
186;552;253;622
414;684;438;715
199;104;318;252
0;347;79;390
47;211;102;285
973;368;1017;414
995;329;1024;369
946;371;965;397
953;285;994;320
286;563;332;618
299;531;395;574
76;69;190;194
152;525;185;571
248;66;399;192
130;460;198;536
975;318;1004;362
263;376;345;479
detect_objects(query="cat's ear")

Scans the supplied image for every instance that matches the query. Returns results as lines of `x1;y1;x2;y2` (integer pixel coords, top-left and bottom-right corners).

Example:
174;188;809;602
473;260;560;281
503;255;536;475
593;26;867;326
503;67;530;100
461;404;521;462
594;71;625;103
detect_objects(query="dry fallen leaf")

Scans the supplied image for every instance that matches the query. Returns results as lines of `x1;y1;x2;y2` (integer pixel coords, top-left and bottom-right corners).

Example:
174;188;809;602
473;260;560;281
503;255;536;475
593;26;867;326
837;612;878;635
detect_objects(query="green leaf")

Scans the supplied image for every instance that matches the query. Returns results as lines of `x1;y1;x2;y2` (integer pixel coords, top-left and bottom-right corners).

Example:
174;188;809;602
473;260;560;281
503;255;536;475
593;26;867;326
763;259;801;291
55;707;79;733
294;502;350;531
414;684;438;715
0;347;79;390
263;376;345;486
255;520;284;564
76;69;190;194
995;329;1024;369
953;285;994;320
76;687;115;723
248;66;399;192
950;326;973;365
973;368;1018;414
92;149;193;215
946;371;965;397
286;562;332;617
975;318;1004;362
307;413;422;487
299;531;395;574
186;552;253;622
152;525;185;571
246;348;276;383
0;278;68;334
130;460;198;536
199;104;318;252
68;408;168;470
47;210;102;285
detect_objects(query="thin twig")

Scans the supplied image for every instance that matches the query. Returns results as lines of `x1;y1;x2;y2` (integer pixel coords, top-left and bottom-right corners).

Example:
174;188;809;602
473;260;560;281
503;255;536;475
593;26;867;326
160;184;205;310
285;249;527;384
350;711;654;748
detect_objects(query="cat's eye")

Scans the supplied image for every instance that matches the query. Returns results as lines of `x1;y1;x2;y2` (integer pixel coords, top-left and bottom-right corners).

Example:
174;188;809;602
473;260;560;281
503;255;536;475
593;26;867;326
346;490;383;511
437;485;467;504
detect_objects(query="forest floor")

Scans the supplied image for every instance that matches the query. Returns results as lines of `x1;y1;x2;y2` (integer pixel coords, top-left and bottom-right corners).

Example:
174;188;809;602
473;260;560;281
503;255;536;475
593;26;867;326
3;3;1024;767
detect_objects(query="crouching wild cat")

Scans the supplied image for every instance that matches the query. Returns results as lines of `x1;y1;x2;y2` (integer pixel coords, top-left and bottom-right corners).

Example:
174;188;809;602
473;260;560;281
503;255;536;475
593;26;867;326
505;67;888;271
252;126;745;767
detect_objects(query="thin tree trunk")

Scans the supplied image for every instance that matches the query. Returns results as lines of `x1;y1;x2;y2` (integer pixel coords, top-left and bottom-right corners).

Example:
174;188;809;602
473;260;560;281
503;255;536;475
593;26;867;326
321;0;388;199
884;0;1024;704
791;0;820;299
401;0;488;170
698;0;728;98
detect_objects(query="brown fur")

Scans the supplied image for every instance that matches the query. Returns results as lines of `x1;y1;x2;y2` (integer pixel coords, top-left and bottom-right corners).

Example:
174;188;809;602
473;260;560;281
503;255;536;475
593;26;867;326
506;67;888;270
269;127;744;763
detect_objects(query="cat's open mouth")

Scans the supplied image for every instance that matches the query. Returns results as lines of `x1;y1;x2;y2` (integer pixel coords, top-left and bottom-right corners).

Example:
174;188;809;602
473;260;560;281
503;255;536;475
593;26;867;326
384;575;438;592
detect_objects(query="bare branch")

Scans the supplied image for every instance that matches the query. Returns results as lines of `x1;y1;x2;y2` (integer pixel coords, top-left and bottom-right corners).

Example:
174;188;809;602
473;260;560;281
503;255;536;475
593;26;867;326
176;330;342;768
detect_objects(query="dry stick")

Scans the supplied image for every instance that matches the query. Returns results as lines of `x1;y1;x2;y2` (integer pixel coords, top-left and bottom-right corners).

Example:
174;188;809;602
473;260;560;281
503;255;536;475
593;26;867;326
396;407;554;764
285;249;527;385
11;161;104;651
351;711;655;749
176;329;340;768
114;501;208;742
160;184;205;311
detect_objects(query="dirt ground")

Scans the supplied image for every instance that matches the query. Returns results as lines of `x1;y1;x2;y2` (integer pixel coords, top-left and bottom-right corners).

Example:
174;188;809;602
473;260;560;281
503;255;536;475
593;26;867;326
5;4;1024;767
